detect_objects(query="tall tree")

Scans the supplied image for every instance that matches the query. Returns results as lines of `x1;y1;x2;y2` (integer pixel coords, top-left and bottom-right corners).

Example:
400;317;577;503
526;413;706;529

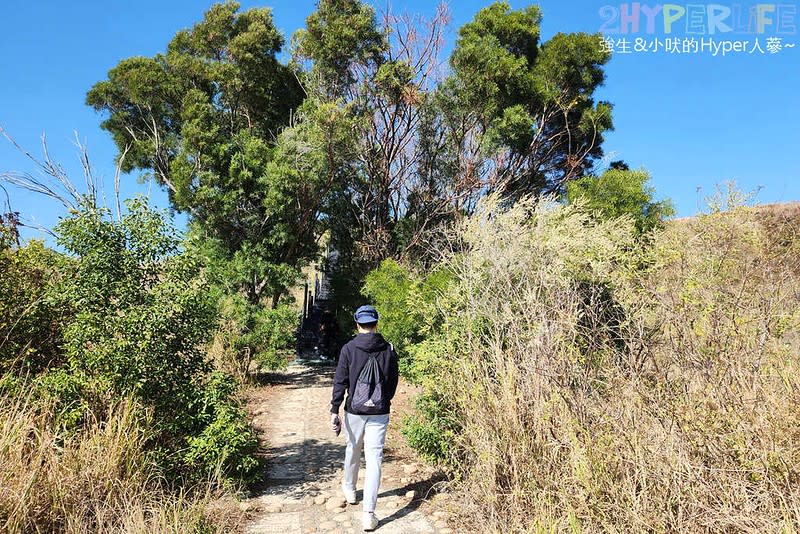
293;0;387;100
293;0;450;268
446;2;614;202
86;2;305;305
289;0;616;313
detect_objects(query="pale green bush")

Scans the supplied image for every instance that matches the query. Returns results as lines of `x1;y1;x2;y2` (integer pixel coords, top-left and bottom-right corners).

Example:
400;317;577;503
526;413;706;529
363;258;452;380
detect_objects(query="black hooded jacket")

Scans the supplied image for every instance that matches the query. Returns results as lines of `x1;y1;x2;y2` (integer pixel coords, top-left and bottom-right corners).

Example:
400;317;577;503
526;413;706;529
331;333;399;415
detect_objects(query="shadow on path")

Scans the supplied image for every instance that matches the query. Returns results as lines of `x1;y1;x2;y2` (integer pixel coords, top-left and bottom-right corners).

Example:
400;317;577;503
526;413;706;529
377;472;448;525
251;437;345;501
252;365;332;389
249;365;341;499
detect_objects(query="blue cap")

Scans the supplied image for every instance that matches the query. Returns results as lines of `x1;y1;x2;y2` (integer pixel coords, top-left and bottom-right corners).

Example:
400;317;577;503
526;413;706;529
353;305;379;324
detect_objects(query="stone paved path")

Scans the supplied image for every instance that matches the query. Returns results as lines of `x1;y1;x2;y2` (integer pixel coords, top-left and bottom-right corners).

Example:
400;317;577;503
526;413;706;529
244;364;452;534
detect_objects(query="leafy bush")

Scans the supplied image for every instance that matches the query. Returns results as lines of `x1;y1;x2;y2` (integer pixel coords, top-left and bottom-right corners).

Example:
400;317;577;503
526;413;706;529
189;228;298;380
209;294;296;380
18;199;260;482
242;305;297;370
362;259;420;356
362;258;451;379
404;194;800;531
0;233;66;376
185;372;260;481
566;167;675;234
401;392;461;469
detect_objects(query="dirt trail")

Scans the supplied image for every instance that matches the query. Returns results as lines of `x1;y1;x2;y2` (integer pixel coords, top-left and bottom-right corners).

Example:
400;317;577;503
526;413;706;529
243;363;454;534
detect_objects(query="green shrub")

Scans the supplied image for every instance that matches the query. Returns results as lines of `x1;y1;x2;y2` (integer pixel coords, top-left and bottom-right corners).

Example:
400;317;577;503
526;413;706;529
210;294;296;379
29;198;259;482
362;258;451;379
244;304;297;370
566;167;675;234
363;259;418;350
401;392;461;470
185;372;260;482
0;234;66;376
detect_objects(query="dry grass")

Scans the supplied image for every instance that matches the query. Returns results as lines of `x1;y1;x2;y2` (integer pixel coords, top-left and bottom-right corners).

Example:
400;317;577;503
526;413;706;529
422;196;800;532
0;394;241;534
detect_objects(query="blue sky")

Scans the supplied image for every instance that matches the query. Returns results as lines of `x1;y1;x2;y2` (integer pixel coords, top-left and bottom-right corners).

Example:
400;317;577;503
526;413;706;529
1;1;798;241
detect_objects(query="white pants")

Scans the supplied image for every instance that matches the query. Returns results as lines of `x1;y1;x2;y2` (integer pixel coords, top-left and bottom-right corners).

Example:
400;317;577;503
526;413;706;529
343;412;390;513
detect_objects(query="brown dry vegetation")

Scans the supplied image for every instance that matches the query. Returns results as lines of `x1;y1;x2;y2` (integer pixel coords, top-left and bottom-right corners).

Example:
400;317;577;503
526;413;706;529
0;396;242;534
414;197;800;532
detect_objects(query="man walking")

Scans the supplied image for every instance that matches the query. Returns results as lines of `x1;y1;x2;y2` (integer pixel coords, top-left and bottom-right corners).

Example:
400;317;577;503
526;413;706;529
330;305;399;532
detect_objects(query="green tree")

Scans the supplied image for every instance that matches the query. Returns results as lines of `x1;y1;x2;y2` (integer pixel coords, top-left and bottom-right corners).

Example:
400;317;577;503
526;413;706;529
292;0;387;98
292;1;617;316
566;167;675;233
293;0;453;314
42;198;258;480
445;2;614;201
86;2;306;306
361;258;452;379
1;135;260;480
0;220;65;377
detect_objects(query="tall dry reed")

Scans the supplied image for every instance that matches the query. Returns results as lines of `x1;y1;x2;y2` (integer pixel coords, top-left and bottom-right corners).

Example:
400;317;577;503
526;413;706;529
0;394;238;533
423;197;800;532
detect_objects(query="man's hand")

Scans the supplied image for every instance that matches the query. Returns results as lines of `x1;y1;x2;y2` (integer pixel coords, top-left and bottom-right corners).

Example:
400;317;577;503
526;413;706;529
331;413;341;436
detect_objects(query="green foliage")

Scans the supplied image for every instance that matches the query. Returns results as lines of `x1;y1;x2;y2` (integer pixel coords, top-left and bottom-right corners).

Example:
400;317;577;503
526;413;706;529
0;236;65;376
219;295;297;373
52;200;210;411
244;305;297;370
293;0;387;96
0;214;18;249
87;2;299;176
362;259;451;379
265;96;363;264
374;60;416;103
448;2;613;198
185;371;260;481
190;224;299;377
87;2;307;305
451;3;543;115
401;393;461;469
566;167;675;233
25;199;260;482
86;0;620;326
362;259;418;351
186;402;260;482
265;94;365;321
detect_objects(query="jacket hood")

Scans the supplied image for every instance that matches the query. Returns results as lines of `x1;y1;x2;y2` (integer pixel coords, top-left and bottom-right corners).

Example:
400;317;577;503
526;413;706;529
353;332;389;353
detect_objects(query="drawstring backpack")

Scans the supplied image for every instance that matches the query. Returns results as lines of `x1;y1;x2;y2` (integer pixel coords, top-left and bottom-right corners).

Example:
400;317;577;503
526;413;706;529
350;345;391;414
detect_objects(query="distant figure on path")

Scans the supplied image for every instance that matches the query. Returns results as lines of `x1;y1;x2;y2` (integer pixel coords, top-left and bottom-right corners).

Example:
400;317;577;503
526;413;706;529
330;305;399;532
318;310;340;360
